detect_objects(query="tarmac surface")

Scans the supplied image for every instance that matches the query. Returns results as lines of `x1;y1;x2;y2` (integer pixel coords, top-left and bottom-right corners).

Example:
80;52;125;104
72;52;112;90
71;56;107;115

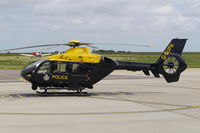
0;69;200;133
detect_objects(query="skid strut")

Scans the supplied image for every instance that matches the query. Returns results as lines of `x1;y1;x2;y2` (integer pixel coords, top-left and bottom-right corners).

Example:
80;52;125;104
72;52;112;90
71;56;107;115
36;87;87;96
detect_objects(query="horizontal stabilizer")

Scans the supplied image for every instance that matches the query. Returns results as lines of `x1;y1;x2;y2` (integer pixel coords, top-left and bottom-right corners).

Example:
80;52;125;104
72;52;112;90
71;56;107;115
151;70;160;78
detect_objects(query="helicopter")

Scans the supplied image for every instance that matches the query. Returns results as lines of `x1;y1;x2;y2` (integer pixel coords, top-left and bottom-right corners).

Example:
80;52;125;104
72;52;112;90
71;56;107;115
0;39;187;94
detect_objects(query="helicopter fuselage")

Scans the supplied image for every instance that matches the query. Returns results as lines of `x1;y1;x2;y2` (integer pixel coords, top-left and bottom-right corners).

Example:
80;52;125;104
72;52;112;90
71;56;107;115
20;47;110;90
20;39;188;92
20;56;117;91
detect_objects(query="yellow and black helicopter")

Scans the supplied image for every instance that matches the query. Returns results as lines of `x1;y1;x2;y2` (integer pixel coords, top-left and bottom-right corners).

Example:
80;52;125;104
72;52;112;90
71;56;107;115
0;39;187;94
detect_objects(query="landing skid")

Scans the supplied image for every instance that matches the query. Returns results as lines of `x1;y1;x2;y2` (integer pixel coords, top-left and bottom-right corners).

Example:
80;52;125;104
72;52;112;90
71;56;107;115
36;90;88;96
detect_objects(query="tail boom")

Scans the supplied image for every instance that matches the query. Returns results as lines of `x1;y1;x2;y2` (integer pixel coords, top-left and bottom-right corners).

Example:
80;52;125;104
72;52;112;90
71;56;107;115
115;38;187;83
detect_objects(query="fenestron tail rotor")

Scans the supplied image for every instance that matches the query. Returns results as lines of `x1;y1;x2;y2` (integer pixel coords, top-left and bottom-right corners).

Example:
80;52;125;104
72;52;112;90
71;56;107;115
163;55;180;74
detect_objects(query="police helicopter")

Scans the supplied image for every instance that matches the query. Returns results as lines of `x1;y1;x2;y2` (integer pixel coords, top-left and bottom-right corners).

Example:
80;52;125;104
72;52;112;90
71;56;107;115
0;39;187;94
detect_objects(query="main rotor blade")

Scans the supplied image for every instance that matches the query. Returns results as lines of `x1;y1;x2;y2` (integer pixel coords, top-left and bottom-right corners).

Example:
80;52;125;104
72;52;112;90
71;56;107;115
80;43;98;49
95;43;154;47
0;41;154;53
0;43;68;52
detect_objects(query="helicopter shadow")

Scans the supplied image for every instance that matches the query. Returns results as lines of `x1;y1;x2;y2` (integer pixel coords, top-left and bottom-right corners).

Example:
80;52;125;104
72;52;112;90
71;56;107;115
7;91;136;98
6;90;163;98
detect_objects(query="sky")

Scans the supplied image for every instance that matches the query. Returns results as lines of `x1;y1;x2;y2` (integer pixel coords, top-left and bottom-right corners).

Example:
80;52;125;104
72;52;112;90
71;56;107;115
0;0;200;52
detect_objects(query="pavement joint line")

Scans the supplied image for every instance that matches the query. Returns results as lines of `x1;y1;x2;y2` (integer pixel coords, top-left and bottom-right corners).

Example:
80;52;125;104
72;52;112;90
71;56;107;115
0;73;25;82
89;96;194;108
152;85;200;91
0;73;27;82
0;92;197;108
17;77;26;82
182;80;200;82
168;86;200;90
122;83;200;91
141;84;200;91
185;69;200;72
0;106;199;116
172;111;200;120
0;94;10;98
96;83;200;91
0;74;19;79
0;80;21;82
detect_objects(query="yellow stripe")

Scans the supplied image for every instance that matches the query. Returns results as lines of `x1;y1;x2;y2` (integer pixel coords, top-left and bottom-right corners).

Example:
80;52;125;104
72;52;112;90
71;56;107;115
185;69;200;72
16;94;25;98
0;106;199;116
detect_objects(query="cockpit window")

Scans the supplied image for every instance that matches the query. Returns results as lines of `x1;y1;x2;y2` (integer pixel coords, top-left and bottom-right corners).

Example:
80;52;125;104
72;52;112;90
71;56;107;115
37;62;50;74
24;59;45;70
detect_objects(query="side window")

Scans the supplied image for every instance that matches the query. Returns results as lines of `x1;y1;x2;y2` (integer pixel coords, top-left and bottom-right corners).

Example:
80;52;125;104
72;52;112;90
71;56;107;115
71;63;92;74
37;62;50;74
58;62;66;72
72;64;79;73
53;62;67;73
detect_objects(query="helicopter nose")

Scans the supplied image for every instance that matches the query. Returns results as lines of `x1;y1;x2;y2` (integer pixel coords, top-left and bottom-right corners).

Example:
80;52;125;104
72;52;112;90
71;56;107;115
20;69;33;81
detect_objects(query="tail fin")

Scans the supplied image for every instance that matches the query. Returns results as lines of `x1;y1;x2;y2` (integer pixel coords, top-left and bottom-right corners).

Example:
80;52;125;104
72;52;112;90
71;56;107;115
157;39;187;64
155;38;187;83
